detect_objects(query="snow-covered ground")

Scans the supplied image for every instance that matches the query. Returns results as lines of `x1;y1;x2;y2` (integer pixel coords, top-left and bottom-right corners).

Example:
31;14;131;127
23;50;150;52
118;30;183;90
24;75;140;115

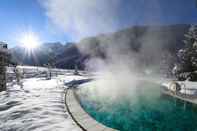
0;67;89;131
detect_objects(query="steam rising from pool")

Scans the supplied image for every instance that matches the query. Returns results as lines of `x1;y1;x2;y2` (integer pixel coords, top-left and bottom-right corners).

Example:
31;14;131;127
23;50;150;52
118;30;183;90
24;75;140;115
41;0;172;92
80;67;140;101
77;81;197;131
41;0;173;119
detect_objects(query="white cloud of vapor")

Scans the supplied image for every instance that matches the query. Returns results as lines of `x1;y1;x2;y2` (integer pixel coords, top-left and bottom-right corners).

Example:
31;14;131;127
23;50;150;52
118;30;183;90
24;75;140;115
40;0;121;40
40;0;166;100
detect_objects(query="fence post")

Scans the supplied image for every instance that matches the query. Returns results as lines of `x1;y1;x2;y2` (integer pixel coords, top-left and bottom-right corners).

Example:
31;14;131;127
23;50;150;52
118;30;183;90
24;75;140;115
0;42;8;92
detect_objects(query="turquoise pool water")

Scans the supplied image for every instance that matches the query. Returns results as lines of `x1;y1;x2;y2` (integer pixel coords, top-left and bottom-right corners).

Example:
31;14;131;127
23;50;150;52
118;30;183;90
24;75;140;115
77;81;197;131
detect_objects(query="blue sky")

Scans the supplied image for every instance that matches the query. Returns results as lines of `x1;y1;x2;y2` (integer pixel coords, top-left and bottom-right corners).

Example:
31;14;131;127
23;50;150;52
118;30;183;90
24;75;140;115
0;0;197;47
0;0;70;47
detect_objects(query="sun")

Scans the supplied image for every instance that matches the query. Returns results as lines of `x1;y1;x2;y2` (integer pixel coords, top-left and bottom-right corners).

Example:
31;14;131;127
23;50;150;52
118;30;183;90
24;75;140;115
20;32;40;50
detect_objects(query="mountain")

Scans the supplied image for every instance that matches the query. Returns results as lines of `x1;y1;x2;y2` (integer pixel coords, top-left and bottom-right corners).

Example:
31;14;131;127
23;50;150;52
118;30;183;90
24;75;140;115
10;42;66;66
54;43;87;69
10;24;190;73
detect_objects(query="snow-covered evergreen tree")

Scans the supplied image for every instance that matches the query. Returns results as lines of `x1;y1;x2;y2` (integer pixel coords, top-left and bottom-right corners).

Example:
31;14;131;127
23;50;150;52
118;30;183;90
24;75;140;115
173;25;197;80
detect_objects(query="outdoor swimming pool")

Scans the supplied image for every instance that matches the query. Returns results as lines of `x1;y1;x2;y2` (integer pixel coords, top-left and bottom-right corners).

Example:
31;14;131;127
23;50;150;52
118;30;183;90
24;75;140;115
76;80;197;131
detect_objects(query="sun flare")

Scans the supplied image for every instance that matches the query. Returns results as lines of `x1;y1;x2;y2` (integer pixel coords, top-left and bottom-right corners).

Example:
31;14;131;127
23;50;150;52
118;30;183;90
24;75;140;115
20;32;40;50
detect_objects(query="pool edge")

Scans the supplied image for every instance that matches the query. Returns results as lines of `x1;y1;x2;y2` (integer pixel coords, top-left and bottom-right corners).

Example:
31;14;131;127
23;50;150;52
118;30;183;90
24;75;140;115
65;88;118;131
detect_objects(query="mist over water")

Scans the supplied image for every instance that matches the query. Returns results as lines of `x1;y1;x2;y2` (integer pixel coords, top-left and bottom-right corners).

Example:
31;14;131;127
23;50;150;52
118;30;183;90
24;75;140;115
77;81;197;131
40;0;171;100
77;33;166;101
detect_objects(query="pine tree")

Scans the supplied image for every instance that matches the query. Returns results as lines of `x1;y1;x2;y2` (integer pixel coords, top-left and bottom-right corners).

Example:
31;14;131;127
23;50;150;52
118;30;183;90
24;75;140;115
173;25;197;80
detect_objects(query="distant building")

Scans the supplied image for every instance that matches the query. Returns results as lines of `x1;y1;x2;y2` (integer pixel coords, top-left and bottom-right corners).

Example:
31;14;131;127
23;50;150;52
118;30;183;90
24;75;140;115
0;41;8;91
0;42;7;49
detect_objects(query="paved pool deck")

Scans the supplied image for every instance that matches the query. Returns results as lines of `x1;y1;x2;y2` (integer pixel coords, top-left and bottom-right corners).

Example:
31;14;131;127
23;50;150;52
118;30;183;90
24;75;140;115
65;89;117;131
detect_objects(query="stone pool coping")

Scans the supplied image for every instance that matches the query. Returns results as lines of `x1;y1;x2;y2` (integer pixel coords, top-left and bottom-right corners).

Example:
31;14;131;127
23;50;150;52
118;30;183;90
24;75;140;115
65;88;117;131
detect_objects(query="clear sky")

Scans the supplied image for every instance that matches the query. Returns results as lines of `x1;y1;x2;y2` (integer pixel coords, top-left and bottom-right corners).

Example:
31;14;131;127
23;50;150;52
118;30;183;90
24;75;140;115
0;0;71;47
0;0;197;47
